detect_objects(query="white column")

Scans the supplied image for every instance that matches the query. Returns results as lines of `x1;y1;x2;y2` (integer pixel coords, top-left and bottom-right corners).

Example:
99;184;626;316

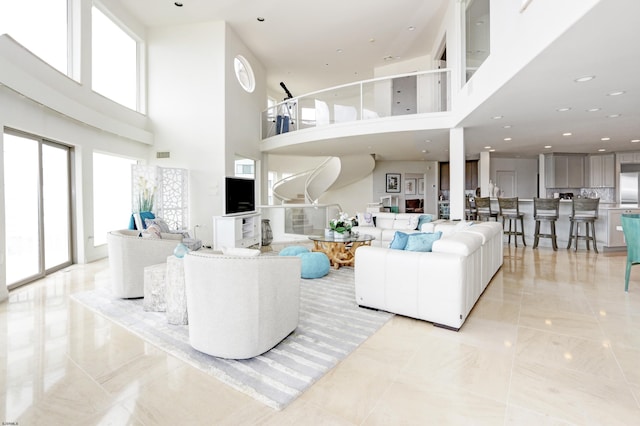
479;151;491;197
449;128;465;220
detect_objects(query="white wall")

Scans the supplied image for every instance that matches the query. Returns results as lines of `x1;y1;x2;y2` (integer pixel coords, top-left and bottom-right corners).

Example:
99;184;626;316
146;21;266;247
489;156;538;198
371;160;438;216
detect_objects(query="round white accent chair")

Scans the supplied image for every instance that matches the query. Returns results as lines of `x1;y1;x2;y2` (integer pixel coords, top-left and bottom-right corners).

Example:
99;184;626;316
107;229;184;298
183;251;301;359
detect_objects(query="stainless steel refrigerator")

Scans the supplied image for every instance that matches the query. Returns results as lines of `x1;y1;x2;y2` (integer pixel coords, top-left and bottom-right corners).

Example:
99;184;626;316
620;172;640;204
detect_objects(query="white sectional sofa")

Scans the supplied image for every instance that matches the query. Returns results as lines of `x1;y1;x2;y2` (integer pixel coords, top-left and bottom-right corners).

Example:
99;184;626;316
352;212;433;247
354;221;503;330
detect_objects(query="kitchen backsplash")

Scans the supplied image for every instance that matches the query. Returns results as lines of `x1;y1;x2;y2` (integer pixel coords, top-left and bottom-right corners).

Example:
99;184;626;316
545;187;614;202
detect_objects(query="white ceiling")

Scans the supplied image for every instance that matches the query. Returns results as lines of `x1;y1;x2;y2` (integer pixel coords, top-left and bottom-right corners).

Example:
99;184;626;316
114;0;640;162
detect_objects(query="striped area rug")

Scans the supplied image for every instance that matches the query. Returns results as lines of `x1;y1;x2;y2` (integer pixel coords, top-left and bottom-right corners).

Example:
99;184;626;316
70;266;393;410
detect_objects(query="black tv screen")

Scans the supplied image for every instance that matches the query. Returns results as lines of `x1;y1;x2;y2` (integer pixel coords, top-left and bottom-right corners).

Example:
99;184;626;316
224;176;256;215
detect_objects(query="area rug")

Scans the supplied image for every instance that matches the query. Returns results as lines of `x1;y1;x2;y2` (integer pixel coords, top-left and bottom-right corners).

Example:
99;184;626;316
70;266;392;410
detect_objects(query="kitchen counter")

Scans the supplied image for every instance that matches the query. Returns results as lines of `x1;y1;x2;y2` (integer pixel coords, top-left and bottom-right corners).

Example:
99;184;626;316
482;198;622;249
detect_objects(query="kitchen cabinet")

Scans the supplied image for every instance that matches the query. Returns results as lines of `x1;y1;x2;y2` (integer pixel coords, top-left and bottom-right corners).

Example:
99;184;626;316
544;154;585;188
589;154;615;187
439;162;450;191
618;152;640;164
465;160;479;190
439;160;478;191
607;208;640;247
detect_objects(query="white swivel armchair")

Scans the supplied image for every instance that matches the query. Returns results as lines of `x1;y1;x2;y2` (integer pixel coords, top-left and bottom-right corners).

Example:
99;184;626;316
107;229;183;298
183;251;301;359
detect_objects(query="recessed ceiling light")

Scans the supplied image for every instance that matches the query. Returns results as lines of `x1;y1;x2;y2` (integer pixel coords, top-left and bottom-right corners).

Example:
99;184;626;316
563;132;572;136
174;2;183;6
489;149;496;152
574;75;595;82
425;139;431;143
336;48;343;53
504;137;512;141
484;146;492;149
492;115;503;120
587;108;601;112
607;91;625;96
544;145;552;149
369;38;376;43
421;149;427;153
383;55;394;61
557;107;571;112
607;114;621;118
408;26;415;31
598;148;606;152
256;16;265;22
503;125;512;129
601;137;610;141
631;139;640;143
476;20;485;25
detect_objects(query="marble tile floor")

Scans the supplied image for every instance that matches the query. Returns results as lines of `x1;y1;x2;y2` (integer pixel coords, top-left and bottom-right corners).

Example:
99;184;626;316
1;246;640;425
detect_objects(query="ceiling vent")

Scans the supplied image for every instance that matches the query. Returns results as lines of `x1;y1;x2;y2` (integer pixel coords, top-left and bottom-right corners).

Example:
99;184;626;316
156;151;170;159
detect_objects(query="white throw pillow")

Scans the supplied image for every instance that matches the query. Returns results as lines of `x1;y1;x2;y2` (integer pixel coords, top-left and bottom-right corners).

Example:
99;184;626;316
221;247;261;257
356;212;375;227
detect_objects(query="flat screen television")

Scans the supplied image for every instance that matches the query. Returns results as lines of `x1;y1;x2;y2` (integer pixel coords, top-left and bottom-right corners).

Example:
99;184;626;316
224;176;256;216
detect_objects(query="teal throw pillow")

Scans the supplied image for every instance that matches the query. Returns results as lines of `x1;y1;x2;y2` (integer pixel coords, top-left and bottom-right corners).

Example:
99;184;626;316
404;231;442;252
418;214;433;229
389;231;410;250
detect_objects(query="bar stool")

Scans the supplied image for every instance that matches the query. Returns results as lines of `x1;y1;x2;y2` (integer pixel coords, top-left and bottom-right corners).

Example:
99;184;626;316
474;197;498;221
465;197;477;220
567;198;599;253
498;197;526;246
533;197;560;250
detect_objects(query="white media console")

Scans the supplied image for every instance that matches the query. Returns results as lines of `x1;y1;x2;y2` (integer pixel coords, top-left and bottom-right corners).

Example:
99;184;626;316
212;212;261;251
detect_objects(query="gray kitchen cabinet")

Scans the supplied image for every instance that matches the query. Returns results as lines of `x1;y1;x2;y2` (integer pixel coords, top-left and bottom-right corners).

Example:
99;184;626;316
589;154;615;187
545;154;585;188
607;208;640;247
618;152;640;164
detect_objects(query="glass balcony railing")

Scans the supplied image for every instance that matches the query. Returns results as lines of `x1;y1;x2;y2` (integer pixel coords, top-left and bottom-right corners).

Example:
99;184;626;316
261;69;450;140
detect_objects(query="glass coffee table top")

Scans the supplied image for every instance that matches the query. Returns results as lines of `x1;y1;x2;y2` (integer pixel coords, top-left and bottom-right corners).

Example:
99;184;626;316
308;234;375;269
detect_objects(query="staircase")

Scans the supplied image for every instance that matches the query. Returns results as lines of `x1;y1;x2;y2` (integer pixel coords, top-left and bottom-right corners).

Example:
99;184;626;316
272;154;375;204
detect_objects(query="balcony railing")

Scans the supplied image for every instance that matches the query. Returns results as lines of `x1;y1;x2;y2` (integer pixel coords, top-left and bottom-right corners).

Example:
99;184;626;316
261;69;451;140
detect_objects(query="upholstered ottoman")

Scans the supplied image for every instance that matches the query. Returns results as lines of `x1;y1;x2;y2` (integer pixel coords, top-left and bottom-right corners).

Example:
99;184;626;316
279;245;310;256
298;252;330;279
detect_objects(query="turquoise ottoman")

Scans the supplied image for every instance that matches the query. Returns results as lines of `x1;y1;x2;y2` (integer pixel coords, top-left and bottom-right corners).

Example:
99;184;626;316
278;246;310;257
298;252;330;279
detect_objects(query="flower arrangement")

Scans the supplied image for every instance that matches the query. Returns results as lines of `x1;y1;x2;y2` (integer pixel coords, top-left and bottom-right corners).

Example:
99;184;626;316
330;212;353;234
135;175;156;213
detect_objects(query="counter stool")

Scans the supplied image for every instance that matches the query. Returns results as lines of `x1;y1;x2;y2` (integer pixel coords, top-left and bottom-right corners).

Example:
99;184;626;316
475;197;498;221
567;198;599;253
533;197;560;250
498;197;526;246
465;197;477;220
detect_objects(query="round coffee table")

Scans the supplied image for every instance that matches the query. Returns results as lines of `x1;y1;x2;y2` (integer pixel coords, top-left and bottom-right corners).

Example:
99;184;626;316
308;234;375;269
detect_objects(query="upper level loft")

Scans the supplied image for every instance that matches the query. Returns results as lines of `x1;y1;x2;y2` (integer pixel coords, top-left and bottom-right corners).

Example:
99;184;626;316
261;69;451;141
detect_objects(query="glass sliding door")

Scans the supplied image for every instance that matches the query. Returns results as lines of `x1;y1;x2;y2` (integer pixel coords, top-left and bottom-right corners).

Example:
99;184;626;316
3;131;72;289
42;142;71;269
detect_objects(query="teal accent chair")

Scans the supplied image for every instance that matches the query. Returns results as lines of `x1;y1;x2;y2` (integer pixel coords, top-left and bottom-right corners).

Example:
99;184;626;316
621;213;640;292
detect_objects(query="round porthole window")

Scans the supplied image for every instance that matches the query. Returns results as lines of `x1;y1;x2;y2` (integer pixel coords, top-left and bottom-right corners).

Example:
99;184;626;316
234;55;255;93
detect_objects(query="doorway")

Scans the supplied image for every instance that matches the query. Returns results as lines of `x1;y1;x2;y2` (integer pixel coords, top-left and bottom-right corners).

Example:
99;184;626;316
3;130;73;289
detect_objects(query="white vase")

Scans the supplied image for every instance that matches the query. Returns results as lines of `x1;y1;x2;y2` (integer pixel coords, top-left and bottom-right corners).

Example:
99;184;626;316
488;180;494;197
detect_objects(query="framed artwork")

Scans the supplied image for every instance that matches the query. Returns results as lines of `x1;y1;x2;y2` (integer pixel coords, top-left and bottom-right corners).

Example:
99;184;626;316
418;178;425;195
405;178;416;195
386;173;401;193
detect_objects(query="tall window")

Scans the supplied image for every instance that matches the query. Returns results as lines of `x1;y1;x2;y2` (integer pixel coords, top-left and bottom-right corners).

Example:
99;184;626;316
92;5;138;110
93;152;137;246
464;0;490;82
0;0;68;74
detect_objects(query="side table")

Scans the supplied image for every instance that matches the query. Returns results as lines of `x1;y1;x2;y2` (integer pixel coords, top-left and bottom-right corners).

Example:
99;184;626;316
166;255;188;325
143;262;167;312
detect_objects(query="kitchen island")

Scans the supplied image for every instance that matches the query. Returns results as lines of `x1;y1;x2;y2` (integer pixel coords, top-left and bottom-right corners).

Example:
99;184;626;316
484;199;635;250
